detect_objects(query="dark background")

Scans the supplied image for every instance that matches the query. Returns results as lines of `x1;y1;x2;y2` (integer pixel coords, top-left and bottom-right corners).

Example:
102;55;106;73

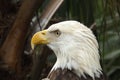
0;0;120;80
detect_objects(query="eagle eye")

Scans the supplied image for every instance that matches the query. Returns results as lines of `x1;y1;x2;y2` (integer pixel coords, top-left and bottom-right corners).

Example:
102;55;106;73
54;30;61;36
50;29;61;37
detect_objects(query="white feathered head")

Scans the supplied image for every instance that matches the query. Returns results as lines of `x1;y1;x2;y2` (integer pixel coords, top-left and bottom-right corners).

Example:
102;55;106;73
31;20;102;79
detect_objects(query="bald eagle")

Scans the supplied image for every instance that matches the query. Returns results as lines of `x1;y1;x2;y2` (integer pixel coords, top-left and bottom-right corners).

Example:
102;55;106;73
31;21;106;80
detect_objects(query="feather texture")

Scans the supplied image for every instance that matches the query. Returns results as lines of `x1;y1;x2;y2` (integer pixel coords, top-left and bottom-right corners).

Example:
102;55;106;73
48;68;106;80
47;21;102;79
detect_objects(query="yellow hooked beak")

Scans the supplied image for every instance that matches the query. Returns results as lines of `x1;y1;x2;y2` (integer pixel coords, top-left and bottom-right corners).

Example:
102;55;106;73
31;30;49;49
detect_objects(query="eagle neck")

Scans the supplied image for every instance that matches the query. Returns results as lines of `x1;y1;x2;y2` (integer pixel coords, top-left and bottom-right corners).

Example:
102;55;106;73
50;46;102;80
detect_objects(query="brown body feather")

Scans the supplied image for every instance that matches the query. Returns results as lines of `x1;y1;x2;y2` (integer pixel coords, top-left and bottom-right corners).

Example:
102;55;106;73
47;68;107;80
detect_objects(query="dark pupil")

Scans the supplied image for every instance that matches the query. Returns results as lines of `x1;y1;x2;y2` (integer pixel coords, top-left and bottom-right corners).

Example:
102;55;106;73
56;32;59;35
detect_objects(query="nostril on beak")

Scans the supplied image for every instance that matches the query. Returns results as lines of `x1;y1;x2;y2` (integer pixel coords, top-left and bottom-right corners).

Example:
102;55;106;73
41;32;46;35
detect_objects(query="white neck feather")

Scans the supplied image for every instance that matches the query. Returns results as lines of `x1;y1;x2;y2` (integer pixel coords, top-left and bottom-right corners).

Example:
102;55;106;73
50;45;102;79
49;38;102;79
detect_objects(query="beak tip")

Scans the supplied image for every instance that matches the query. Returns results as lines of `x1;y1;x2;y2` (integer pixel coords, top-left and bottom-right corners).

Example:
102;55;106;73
31;43;35;50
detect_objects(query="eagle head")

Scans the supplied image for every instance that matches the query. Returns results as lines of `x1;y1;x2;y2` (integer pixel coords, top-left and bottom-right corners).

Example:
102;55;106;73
31;20;102;79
